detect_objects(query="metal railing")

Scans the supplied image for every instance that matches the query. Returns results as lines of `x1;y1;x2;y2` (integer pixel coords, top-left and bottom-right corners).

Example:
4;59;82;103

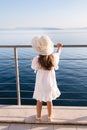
0;45;87;106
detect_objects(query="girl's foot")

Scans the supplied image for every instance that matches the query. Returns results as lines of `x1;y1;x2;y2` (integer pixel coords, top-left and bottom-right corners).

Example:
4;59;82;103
36;116;41;121
48;115;54;121
48;116;52;121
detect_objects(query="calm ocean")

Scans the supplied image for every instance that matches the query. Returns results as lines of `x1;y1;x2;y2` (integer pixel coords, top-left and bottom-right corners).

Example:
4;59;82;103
0;29;87;106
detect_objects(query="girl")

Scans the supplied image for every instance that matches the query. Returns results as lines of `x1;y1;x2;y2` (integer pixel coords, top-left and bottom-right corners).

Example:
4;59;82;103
31;36;62;121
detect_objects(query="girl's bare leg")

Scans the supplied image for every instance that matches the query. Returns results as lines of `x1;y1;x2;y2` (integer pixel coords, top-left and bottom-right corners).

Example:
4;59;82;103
47;101;53;118
36;100;42;118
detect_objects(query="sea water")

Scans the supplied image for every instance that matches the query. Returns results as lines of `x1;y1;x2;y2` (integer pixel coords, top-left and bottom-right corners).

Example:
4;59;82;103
0;29;87;106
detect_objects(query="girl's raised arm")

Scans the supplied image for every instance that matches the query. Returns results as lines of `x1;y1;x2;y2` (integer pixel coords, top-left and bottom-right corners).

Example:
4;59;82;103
56;43;63;55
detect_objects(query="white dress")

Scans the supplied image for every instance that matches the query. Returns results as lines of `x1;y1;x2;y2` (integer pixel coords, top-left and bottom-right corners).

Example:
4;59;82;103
31;53;61;102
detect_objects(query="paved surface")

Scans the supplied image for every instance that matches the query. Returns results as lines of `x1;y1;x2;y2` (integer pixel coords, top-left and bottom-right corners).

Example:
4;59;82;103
0;123;87;130
0;105;87;129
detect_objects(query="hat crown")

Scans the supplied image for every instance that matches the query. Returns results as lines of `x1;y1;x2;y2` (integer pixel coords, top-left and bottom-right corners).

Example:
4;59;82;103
32;35;54;55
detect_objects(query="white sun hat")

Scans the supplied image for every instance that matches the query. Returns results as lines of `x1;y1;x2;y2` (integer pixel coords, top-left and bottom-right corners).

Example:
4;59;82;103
32;35;54;55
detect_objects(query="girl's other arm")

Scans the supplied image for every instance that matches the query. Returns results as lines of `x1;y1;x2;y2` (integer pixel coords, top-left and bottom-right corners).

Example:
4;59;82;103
56;43;63;55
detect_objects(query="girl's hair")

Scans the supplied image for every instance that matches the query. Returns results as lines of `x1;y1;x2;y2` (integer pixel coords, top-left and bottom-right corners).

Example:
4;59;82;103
38;54;55;70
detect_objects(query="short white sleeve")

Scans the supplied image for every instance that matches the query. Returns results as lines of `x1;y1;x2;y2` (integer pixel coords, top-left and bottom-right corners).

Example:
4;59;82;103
53;53;60;70
31;56;39;70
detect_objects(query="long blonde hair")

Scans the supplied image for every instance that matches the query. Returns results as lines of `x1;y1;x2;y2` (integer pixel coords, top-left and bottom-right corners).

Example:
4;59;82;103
38;54;55;70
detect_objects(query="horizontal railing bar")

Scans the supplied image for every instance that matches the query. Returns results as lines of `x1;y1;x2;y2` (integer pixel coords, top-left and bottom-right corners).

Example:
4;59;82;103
20;83;87;86
20;74;87;78
56;99;87;101
60;67;87;69
0;83;34;84
21;98;87;101
20;90;87;94
62;45;87;48
60;58;87;60
0;82;87;86
0;74;87;78
21;90;33;92
0;58;87;60
19;75;87;78
0;97;87;102
0;98;17;99
59;84;87;86
1;66;87;70
0;58;32;60
0;45;32;48
20;67;87;69
0;44;87;48
0;66;30;68
0;90;16;92
0;83;36;85
20;83;34;84
0;83;87;86
61;92;87;94
0;90;31;92
0;58;14;60
0;83;16;84
56;75;87;78
1;58;87;62
54;99;87;101
0;97;87;101
20;84;87;86
0;66;15;68
0;90;87;94
0;74;16;76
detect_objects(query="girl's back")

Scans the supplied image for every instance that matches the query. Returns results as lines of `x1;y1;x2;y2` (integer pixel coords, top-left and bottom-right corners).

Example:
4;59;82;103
31;53;60;102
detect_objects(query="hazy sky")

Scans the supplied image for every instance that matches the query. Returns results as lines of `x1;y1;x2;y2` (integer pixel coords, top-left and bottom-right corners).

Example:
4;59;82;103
0;0;87;28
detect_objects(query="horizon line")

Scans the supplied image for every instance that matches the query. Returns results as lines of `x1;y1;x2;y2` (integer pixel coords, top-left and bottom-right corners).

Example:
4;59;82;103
0;26;87;30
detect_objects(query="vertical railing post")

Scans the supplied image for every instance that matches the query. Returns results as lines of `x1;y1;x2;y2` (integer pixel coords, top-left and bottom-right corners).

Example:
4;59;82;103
14;47;21;105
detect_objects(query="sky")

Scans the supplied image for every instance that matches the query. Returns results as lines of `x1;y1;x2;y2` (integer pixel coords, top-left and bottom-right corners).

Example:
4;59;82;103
0;0;87;28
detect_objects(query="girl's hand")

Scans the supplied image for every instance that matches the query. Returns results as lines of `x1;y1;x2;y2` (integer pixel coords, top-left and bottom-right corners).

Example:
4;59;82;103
57;43;63;48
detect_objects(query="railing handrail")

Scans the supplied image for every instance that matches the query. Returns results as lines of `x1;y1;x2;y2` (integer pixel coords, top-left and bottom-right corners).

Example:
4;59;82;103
0;44;87;48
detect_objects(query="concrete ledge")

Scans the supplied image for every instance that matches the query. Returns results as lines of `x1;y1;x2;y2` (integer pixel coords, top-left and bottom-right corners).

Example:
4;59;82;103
0;105;87;125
